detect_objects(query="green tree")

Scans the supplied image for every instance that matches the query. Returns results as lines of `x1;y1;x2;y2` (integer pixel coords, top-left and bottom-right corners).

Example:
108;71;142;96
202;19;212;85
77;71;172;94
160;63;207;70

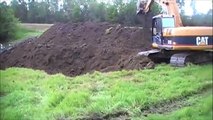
11;0;28;22
117;1;138;25
106;5;118;23
3;0;163;25
0;2;19;43
86;2;107;22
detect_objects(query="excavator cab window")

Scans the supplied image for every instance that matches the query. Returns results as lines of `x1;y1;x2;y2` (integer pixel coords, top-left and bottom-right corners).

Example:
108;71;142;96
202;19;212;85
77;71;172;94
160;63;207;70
152;17;175;45
152;18;162;35
162;17;175;28
152;18;162;44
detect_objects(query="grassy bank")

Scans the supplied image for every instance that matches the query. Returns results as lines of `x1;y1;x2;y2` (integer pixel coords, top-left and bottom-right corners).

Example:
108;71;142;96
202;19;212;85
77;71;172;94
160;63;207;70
3;23;48;44
15;26;43;41
0;64;212;119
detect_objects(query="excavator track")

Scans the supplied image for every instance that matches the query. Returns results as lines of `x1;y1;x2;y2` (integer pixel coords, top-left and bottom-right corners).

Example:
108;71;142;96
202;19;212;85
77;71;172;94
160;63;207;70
170;52;213;67
170;53;190;67
138;50;213;67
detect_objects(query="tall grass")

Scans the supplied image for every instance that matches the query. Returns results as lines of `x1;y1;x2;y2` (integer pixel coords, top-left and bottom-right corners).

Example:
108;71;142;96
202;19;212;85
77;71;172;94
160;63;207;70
0;64;212;119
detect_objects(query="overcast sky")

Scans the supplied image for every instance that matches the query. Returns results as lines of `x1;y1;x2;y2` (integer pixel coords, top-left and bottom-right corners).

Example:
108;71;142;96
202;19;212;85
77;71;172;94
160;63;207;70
184;0;212;15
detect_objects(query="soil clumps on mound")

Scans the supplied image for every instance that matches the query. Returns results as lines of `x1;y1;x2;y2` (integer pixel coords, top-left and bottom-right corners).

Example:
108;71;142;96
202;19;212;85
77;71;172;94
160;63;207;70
0;22;154;76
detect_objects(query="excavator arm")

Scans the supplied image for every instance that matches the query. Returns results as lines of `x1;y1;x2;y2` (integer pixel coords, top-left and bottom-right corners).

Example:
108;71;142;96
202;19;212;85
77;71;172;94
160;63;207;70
137;0;183;27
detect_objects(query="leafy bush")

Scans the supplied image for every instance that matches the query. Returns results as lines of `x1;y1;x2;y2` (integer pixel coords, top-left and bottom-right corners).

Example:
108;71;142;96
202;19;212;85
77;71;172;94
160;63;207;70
0;2;19;43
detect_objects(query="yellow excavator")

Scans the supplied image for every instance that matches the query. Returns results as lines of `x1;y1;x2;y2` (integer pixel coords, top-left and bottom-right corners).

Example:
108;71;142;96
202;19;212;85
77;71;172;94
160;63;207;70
136;0;213;66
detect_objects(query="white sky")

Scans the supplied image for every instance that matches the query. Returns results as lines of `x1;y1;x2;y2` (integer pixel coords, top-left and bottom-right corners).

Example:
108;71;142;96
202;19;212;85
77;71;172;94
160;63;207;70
1;0;212;15
184;0;212;15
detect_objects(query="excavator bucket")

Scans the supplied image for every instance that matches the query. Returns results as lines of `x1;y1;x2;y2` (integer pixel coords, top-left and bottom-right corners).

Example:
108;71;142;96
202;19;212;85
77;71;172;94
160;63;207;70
137;0;151;14
137;0;146;14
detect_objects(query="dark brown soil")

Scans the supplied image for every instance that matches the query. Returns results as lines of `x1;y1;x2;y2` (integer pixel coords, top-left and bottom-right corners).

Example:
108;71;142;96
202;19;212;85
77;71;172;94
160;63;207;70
0;22;154;76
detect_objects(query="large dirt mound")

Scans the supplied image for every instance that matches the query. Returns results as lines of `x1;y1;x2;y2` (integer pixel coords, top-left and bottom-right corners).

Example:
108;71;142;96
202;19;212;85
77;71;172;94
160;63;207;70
0;22;153;76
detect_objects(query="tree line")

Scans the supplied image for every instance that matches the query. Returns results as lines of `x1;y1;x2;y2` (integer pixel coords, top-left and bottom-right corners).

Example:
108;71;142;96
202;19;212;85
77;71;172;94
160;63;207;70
2;0;163;25
0;0;212;43
1;0;212;25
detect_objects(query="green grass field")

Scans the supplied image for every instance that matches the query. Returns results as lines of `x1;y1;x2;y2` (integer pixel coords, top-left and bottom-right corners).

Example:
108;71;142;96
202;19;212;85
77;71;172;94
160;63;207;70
4;23;50;44
13;25;44;43
1;23;49;45
0;64;212;120
15;27;43;39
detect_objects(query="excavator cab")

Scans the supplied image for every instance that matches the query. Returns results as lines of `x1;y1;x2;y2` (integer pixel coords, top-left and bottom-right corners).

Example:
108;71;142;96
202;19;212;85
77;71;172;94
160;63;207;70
152;17;162;45
152;16;175;48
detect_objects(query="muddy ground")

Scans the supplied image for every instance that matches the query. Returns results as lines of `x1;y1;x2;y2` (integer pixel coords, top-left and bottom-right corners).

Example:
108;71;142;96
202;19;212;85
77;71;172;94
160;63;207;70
0;22;154;77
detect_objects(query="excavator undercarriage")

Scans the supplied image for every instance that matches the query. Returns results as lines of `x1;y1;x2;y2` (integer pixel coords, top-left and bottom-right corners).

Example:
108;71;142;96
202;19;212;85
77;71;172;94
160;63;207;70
138;50;213;67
